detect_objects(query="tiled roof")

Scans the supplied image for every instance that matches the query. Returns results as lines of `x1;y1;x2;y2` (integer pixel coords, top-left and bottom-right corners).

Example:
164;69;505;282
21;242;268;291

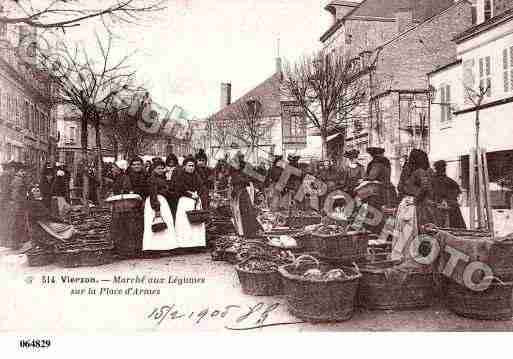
351;0;454;21
454;6;513;43
209;72;282;120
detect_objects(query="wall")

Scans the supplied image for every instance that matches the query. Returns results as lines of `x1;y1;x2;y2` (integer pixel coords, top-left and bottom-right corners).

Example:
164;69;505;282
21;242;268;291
375;2;473;91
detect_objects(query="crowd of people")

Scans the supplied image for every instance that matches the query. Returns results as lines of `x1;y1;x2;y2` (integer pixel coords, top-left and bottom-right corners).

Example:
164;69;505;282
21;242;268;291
0;145;466;264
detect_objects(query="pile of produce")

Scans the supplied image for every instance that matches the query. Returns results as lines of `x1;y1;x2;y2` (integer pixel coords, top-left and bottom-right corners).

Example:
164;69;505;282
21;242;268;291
238;258;280;272
301;266;360;281
267;235;297;249
313;224;349;237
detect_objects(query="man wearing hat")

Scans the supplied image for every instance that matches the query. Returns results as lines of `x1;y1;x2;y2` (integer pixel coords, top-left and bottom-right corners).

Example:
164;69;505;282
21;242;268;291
432;160;466;228
342;149;365;196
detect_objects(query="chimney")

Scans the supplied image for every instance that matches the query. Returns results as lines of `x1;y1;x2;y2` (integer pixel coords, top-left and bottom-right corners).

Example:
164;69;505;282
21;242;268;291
395;7;414;34
276;57;282;75
220;83;231;109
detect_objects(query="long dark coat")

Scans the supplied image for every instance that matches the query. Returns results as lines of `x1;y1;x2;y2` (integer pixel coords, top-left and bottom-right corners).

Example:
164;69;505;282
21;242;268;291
432;174;466;228
398;168;441;230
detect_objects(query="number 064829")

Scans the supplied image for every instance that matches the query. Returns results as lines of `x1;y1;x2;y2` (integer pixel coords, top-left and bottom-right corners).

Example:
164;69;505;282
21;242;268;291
19;339;51;349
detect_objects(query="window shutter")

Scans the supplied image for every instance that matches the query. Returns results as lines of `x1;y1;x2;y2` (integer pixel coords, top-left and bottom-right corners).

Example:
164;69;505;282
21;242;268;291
504;48;509;92
485;56;491;76
446;85;451;121
440;86;446;122
479;58;484;78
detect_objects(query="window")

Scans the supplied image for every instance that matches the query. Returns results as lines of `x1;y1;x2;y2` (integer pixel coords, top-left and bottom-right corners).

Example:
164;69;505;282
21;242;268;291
484;0;493;21
503;47;513;92
0;22;6;38
479;56;492;97
290;115;305;137
24;101;29;129
439;85;452;122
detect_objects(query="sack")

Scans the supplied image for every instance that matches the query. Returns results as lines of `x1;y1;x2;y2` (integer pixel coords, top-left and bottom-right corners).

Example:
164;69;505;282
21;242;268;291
151;215;168;233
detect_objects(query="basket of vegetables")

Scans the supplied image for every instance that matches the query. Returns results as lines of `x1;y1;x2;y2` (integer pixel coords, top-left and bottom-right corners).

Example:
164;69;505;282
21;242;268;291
357;260;436;310
313;225;369;262
236;252;294;296
278;255;361;322
444;277;513;320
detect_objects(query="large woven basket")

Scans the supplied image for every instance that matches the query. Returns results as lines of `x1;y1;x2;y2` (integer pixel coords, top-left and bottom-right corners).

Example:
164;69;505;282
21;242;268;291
358;261;436;310
27;247;56;267
278;256;361;322
436;230;513;281
314;230;369;262
287;216;322;229
292;231;317;252
444;277;513;320
236;255;286;296
80;244;114;267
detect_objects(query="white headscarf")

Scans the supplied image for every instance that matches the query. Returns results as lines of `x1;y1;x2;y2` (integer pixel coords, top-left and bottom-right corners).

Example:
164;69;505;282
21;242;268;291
116;160;129;171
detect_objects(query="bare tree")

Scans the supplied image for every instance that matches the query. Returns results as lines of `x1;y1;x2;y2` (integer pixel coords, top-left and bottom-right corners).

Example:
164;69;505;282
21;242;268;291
103;89;156;159
0;1;166;30
282;50;368;159
229;98;273;164
38;32;134;208
464;81;491;153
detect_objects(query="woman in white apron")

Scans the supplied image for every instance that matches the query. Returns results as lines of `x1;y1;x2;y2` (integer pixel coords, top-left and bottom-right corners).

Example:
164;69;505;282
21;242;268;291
142;158;178;253
169;156;206;248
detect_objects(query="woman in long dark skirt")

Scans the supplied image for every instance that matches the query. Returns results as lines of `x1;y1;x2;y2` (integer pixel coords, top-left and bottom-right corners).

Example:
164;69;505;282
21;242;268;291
392;149;440;262
109;158;147;259
195;149;214;210
4;162;29;250
432;160;466;228
165;153;180;220
230;154;258;238
39;164;55;210
0;162;15;247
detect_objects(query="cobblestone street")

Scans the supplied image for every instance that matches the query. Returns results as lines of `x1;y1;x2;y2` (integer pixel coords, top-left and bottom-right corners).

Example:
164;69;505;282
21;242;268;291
2;248;513;332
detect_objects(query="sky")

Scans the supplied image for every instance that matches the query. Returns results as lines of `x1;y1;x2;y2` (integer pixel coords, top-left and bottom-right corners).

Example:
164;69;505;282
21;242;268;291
59;0;336;119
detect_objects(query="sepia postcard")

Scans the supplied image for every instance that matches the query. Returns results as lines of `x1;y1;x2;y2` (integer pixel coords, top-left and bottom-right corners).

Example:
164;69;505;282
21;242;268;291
2;0;513;352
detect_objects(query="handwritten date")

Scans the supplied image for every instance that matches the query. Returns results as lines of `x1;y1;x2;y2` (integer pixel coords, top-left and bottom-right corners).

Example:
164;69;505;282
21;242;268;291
147;302;281;328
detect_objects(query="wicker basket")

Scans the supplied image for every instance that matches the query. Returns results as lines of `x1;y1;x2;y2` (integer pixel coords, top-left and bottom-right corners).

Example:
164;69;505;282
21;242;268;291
445;277;513;320
437;230;513;282
292;231;317;252
27;248;56;267
287;216;322;229
358;261;436;310
80;244;114;267
186;209;211;224
236;256;285;296
314;230;369;262
55;246;83;268
278;255;361;322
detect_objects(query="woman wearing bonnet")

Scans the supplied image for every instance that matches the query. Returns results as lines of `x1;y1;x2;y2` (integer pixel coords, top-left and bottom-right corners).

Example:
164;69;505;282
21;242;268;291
26;185;76;246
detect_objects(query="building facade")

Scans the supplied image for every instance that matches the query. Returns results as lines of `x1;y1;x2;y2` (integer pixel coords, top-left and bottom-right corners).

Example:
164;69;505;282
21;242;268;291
0;5;58;177
429;3;513;208
207;59;309;165
320;0;474;183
